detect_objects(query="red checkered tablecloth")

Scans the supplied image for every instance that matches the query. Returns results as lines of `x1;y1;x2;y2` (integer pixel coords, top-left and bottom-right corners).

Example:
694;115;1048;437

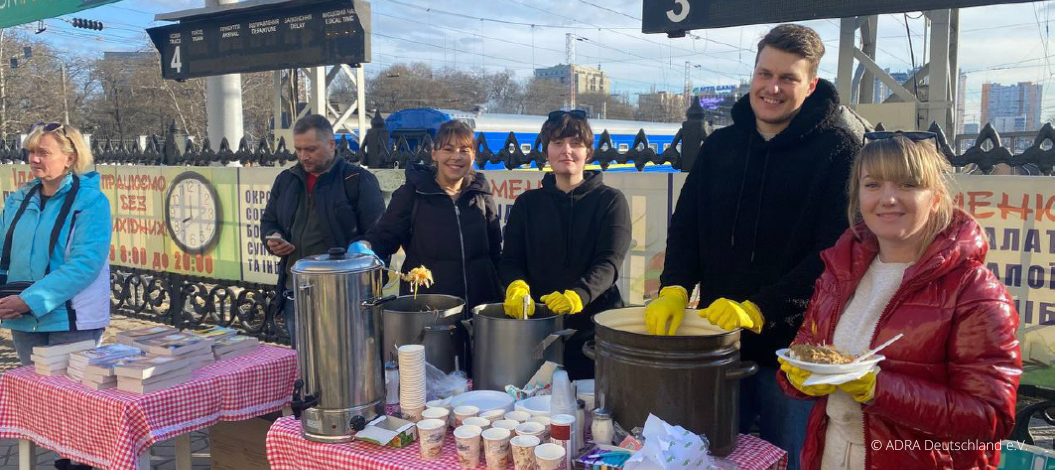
266;415;787;470
0;345;296;470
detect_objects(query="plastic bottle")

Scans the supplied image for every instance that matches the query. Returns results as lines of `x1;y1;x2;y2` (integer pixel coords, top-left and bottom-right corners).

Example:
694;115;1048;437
576;398;586;452
591;408;614;446
384;361;399;405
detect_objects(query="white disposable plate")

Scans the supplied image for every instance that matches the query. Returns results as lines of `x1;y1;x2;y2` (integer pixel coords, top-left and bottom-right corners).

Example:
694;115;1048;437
515;395;551;417
775;348;884;375
448;390;515;413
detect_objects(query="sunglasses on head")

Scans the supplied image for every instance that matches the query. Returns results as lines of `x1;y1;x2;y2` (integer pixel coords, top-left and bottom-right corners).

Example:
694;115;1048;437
547;109;588;122
30;121;68;136
864;131;938;150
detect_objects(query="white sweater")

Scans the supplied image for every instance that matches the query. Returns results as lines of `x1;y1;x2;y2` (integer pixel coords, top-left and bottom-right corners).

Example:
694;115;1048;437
821;258;910;470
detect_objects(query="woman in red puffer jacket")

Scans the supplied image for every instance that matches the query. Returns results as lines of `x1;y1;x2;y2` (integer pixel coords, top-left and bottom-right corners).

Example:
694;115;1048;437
777;132;1021;470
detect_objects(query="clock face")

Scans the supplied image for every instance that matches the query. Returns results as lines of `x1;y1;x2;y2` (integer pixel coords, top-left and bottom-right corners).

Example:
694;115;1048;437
165;172;222;255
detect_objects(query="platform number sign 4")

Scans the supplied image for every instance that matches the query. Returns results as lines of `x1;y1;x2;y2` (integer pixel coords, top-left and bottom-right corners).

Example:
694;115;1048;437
666;0;689;22
165;172;221;255
170;46;182;74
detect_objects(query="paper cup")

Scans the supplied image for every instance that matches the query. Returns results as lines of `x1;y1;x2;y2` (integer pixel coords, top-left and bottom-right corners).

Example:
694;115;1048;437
493;419;520;431
482;427;513;470
528;416;551;440
505;410;532;422
416;419;447;461
511;435;541;470
453;405;480;426
534;443;566;470
423;407;451;426
515;421;546;438
480;408;506;422
454;425;483;469
401;405;425;422
463;416;492;430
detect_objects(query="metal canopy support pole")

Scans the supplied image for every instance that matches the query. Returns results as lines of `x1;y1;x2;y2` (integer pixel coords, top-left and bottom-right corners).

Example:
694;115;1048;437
858;16;878;105
927;9;953;133
306;66;327;120
356;65;367;141
205;0;244;146
837;17;857;105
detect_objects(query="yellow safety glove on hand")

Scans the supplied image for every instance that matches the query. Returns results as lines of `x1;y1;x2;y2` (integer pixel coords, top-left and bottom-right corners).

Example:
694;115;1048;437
838;369;878;403
700;298;764;333
645;286;689;336
779;358;836;397
503;280;535;319
540;290;584;315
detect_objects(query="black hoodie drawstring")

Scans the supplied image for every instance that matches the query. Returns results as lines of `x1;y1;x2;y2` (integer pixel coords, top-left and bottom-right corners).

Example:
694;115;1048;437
751;151;771;263
729;134;771;263
730;138;753;248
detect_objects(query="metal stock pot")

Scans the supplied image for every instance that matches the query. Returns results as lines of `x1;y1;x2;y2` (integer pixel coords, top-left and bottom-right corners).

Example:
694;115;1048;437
585;307;757;456
464;303;575;391
379;294;466;373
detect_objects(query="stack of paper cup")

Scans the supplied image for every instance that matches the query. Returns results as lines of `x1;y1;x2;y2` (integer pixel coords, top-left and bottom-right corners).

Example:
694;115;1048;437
398;345;427;421
515;421;546;439
492;419;520;431
482;427;513;470
463;416;492;431
534;443;566;470
505;410;532;423
480;409;506;423
454;424;483;469
416;419;448;461
511;435;541;470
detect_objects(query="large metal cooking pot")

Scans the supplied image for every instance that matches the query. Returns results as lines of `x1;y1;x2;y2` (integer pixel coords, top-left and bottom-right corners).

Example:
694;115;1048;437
380;294;465;373
465;303;575;391
585;307;757;456
292;247;387;443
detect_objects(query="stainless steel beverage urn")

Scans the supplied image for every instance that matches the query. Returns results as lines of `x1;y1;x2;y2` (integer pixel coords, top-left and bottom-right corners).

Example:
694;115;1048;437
291;247;387;443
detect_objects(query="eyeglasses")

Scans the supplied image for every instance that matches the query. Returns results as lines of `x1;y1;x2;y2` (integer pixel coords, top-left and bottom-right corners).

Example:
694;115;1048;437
863;131;939;151
547;109;588;122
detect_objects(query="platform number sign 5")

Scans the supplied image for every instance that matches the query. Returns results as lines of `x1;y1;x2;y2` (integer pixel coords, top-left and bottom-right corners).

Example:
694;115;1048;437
170;46;182;74
667;0;689;22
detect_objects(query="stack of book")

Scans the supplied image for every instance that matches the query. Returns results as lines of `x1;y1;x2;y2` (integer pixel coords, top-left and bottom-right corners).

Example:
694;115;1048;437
113;355;193;394
134;332;216;368
30;340;97;376
67;344;142;389
116;326;177;346
189;325;238;341
213;336;260;361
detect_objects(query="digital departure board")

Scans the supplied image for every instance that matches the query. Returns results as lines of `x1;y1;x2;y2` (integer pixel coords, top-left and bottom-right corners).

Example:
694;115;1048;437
643;0;1038;34
147;0;370;80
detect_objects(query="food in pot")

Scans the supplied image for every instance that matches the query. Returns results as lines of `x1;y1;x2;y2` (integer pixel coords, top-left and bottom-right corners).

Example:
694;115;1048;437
790;344;856;365
402;266;434;298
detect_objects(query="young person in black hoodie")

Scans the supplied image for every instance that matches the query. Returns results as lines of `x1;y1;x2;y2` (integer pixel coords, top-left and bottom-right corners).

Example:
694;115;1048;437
499;110;632;380
350;121;504;368
644;25;860;470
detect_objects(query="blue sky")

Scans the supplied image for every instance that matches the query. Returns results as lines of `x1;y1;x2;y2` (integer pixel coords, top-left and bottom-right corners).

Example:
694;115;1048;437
16;0;1055;124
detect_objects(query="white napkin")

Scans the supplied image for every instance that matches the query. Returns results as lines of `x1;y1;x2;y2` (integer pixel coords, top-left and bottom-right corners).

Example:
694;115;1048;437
623;414;712;470
802;365;880;386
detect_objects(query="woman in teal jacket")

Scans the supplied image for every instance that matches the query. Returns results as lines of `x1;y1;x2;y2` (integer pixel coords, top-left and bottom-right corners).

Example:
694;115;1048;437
0;122;112;366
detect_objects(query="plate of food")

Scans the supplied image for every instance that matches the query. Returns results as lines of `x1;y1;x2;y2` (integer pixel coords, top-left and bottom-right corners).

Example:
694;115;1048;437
775;344;884;375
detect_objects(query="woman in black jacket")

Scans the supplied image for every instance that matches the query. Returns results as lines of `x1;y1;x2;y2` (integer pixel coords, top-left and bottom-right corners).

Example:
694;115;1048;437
498;110;632;380
351;120;503;310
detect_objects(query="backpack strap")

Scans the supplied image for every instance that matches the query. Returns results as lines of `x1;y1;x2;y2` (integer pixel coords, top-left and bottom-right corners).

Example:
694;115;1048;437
0;185;42;284
342;165;360;210
46;175;80;275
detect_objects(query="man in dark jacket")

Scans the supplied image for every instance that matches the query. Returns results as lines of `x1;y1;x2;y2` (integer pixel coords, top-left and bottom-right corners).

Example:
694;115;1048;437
645;25;860;469
260;114;385;347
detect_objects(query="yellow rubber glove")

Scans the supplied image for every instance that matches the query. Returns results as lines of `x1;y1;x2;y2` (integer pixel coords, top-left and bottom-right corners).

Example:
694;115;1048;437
540;290;584;315
838;369;878;403
503;280;535;319
700;298;764;333
645;286;689;336
779;358;836;397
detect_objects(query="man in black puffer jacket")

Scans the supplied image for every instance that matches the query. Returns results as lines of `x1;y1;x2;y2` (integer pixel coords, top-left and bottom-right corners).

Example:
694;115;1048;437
646;25;860;470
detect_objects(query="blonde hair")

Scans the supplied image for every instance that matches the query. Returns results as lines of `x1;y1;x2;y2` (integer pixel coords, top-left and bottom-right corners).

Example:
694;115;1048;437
23;124;94;174
846;135;955;259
